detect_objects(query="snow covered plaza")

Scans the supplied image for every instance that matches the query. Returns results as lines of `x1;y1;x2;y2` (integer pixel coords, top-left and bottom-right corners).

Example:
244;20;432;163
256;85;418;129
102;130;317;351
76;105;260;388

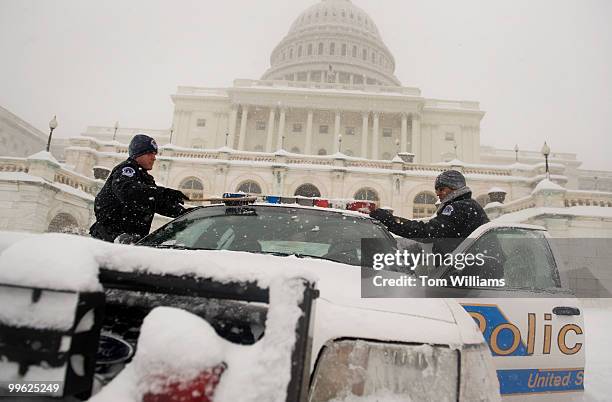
1;0;611;238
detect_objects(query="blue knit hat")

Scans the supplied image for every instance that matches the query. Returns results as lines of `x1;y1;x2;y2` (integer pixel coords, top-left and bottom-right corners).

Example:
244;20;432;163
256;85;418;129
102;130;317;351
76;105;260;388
435;170;466;190
129;134;158;158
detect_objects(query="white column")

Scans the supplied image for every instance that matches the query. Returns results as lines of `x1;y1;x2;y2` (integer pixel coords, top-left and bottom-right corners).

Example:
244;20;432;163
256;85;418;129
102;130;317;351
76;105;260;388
265;108;276;152
473;126;480;162
228;105;238;148
412;113;421;163
349;74;354;85
372;112;380;159
307;71;311;82
361;112;369;158
305;109;314;154
237;106;249;150
276;107;286;150
333;110;341;153
400;113;408;153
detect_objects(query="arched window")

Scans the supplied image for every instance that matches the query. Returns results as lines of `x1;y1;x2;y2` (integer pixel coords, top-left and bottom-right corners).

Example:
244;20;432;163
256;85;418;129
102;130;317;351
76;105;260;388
352;45;357;57
308;43;313;56
318;42;324;55
290;146;301;153
237;180;262;194
341;43;347;56
294;184;321;198
329;43;335;55
354;188;379;201
47;213;79;233
298;45;302;57
289;48;293;58
179;177;204;200
413;192;437;218
476;194;490;207
317;148;327;155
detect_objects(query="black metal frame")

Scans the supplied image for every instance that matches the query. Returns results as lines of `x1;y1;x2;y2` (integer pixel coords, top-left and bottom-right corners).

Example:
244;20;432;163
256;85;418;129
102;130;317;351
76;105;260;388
99;268;319;402
0;284;105;399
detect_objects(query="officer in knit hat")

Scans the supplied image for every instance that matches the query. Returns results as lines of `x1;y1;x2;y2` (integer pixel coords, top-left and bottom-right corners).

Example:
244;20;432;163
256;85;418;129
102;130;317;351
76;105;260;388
370;170;491;256
90;134;189;243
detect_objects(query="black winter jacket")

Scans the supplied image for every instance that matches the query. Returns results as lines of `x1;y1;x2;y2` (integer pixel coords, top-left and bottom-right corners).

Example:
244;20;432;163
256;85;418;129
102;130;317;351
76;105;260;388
374;188;489;255
90;158;185;242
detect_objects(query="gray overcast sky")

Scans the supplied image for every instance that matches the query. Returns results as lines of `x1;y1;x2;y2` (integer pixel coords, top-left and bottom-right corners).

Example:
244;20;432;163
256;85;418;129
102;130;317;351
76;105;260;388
1;0;611;170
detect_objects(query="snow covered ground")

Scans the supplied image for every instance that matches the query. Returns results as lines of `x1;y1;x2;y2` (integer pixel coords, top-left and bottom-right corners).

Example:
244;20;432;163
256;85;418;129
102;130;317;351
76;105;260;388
583;305;612;401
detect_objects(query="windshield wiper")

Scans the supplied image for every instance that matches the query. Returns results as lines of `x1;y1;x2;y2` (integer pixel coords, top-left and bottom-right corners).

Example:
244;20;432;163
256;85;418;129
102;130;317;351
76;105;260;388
154;244;212;251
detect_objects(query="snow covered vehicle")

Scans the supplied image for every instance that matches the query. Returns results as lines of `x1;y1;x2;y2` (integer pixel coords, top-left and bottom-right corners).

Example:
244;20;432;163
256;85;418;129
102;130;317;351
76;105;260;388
0;196;584;401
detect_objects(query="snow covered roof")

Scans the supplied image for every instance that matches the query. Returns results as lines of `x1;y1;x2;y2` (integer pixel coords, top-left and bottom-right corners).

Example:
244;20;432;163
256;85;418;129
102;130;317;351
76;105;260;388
495;206;612;223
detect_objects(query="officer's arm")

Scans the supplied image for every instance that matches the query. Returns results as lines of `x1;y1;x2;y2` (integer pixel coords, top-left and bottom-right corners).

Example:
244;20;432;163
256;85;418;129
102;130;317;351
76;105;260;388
385;214;456;242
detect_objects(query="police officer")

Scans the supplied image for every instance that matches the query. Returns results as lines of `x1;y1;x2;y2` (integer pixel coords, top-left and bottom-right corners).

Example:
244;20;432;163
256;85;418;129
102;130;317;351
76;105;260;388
370;170;489;255
90;134;189;243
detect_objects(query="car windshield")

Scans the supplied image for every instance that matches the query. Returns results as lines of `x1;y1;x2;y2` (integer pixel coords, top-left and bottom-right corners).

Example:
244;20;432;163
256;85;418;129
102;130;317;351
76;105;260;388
139;205;395;266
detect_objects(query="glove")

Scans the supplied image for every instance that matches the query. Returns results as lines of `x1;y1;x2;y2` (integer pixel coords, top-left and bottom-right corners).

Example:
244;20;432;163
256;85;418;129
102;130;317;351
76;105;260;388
166;188;189;204
369;208;394;224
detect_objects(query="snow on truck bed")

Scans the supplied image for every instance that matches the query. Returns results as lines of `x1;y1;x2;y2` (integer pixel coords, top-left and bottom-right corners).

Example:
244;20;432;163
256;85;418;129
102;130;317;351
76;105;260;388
0;232;316;292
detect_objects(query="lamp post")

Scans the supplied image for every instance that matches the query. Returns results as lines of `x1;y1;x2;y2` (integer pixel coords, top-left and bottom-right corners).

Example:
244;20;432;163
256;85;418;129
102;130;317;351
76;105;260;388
225;132;229;147
169;126;174;144
281;135;286;150
453;141;458;158
513;144;519;162
112;121;119;141
46;116;58;152
541;141;550;179
338;134;343;153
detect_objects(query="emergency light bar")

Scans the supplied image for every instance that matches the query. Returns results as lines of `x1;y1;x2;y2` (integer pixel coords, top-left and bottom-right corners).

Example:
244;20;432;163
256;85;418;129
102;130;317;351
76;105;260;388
188;193;378;214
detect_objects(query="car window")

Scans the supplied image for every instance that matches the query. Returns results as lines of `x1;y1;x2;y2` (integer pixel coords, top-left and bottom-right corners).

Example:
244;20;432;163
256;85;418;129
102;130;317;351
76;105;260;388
141;206;394;266
464;228;561;289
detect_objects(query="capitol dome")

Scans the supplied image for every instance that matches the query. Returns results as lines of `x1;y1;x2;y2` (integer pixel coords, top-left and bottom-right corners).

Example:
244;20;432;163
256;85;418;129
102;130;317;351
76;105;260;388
261;0;401;86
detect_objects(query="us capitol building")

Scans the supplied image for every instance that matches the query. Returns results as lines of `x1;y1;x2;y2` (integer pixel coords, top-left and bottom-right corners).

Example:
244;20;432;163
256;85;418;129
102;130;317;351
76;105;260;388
1;0;612;239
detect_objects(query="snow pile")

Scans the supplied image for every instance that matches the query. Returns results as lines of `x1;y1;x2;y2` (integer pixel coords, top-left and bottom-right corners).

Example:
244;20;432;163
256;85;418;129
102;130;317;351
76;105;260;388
532;178;565;193
135;307;230;382
0;233;103;292
0;233;317;292
92;278;309;402
0;286;78;330
92;307;234;402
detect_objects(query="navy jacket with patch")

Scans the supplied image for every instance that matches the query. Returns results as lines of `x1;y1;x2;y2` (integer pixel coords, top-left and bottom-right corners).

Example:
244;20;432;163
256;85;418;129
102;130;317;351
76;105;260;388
90;158;185;242
377;190;489;255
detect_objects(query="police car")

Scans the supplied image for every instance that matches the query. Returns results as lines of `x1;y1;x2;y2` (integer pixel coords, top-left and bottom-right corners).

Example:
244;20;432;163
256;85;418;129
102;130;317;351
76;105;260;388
0;194;584;401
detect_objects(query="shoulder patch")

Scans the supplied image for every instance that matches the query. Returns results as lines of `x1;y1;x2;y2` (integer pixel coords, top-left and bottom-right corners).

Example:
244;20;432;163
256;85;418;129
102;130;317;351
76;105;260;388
121;167;136;177
441;205;454;216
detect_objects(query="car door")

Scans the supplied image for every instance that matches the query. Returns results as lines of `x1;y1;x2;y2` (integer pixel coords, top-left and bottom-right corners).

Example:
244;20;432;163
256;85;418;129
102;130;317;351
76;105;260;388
453;226;585;401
